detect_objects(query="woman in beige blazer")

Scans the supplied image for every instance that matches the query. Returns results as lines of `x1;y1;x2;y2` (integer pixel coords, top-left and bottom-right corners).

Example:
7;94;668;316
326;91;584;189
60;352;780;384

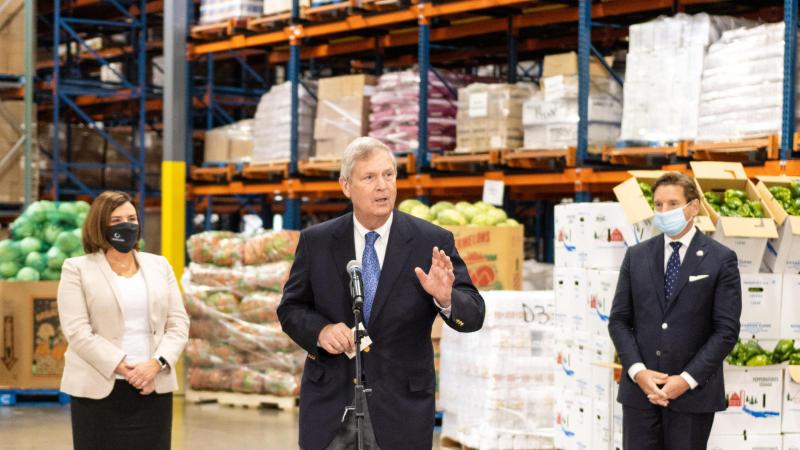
57;191;189;450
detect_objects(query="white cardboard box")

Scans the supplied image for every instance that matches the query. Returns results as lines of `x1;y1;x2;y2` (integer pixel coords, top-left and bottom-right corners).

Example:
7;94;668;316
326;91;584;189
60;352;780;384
781;274;800;340
555;333;593;396
583;203;631;270
785;433;800;450
739;273;783;340
555;203;586;268
587;269;620;339
783;367;800;433
554;267;589;332
707;434;782;450
711;365;784;436
554;391;593;450
756;176;800;273
591;400;612;450
589;339;616;406
611;382;622;450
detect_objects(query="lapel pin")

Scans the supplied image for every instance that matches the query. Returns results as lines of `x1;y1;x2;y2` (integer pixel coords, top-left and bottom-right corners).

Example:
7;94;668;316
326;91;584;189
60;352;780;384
696;250;704;257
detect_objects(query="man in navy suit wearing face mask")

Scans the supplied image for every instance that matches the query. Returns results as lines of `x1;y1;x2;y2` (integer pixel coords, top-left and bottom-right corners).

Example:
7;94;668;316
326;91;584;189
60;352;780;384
608;172;742;450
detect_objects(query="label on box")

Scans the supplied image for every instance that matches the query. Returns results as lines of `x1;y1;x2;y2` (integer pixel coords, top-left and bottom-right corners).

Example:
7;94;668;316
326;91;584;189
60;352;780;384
739;273;782;340
781;274;800;340
32;298;66;376
468;92;489;118
482;179;505;207
711;365;783;436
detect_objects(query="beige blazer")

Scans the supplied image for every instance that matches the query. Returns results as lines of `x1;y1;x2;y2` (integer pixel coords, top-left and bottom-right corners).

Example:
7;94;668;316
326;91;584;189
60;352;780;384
57;251;189;399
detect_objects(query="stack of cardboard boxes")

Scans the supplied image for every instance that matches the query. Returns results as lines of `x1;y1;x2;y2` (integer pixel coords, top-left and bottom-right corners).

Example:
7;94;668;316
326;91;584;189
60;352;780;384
523;52;622;152
252;81;317;163
263;0;309;15
439;291;556;449
455;83;535;152
553;201;636;450
204;120;256;164
314;75;376;160
198;0;263;24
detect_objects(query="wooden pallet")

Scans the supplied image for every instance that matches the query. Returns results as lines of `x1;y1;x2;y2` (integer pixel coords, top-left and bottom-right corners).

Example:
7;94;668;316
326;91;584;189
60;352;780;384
247;12;292;32
190;163;237;182
304;1;354;22
242;160;290;180
191;18;249;40
359;0;412;12
430;150;502;172
501;148;576;170
439;436;478;450
185;389;298;411
602;143;686;166
687;135;780;162
299;157;342;177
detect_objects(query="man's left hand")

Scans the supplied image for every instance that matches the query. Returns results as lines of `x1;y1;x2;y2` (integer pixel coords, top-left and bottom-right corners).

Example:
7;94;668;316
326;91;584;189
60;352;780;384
648;375;690;404
415;246;455;308
126;359;161;390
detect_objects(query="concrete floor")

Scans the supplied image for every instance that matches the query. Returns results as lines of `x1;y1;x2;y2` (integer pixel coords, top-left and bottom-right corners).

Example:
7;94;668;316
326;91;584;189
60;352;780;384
0;397;443;449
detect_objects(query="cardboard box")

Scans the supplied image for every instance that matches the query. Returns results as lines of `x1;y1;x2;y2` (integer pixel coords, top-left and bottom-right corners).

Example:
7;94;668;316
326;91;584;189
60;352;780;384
587;269;619;339
591;399;612;450
785;433;800;450
589;338;616;406
583;202;632;270
203;120;254;163
313;75;376;159
708;434;782;450
554;203;587;268
554;268;589;332
692;162;778;273
613;170;715;247
542;51;614;79
739;273;783;340
756;176;800;273
555;389;593;450
455;83;534;151
0;0;24;74
0;282;63;389
612;382;622;450
711;364;783;436
445;225;523;291
783;366;800;433
263;0;309;15
782;274;800;340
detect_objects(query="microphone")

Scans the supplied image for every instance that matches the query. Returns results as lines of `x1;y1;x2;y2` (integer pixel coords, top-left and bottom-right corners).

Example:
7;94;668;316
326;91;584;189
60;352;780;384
347;260;364;313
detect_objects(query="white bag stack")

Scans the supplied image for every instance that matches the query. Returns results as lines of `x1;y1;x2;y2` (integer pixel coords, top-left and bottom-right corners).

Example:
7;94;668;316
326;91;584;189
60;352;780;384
252;81;317;163
698;22;800;141
621;13;747;142
199;0;263;24
439;291;556;450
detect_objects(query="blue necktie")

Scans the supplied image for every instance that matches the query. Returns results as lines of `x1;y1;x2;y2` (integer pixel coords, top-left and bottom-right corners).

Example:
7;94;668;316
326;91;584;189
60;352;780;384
362;231;380;325
665;241;682;300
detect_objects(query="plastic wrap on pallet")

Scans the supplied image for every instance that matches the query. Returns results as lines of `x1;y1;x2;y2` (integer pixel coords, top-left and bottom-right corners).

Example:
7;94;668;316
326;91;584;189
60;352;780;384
199;0;263;25
252;81;317;163
439;290;556;449
620;13;751;143
263;0;309;15
455;83;536;152
187;229;299;267
697;22;800;142
368;68;470;154
203;120;255;164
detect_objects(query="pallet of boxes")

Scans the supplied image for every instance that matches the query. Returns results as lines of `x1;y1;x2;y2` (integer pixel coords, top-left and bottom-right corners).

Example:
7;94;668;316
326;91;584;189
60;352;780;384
313;74;375;163
182;229;305;409
456;83;535;153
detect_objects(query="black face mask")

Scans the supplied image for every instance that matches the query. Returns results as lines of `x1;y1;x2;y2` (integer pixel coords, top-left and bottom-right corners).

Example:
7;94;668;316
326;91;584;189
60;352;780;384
106;222;139;253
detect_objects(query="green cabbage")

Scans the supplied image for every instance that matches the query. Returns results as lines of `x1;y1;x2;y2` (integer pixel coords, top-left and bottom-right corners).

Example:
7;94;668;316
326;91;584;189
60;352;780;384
454;202;479;221
74;200;91;214
0;240;21;263
486;208;508;225
437;209;467;226
15;267;40;281
46;247;68;270
430;201;455;216
40;268;61;281
54;230;82;253
43;224;64;245
57;202;80;223
473;201;495;213
24;252;47;272
398;199;424;214
410;204;434;221
18;237;43;255
11;216;36;239
0;261;20;278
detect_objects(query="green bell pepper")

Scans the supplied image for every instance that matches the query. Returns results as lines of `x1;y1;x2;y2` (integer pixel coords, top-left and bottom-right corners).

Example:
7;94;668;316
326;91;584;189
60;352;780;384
704;191;722;205
726;197;744;210
725;189;748;204
639;182;653;197
790;352;800;365
774;339;796;362
790;181;800;199
769;186;793;203
746;354;770;366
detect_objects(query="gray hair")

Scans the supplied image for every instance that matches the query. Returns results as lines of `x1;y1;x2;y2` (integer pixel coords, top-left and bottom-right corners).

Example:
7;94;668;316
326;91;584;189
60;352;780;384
339;137;397;181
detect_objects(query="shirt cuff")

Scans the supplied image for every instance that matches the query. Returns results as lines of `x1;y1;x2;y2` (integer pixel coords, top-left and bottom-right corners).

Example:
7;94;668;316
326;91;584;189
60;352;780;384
628;362;647;382
681;371;699;390
432;298;452;319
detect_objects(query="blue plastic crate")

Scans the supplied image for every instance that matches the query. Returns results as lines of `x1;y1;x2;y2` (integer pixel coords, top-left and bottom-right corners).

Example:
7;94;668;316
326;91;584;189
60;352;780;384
0;389;71;407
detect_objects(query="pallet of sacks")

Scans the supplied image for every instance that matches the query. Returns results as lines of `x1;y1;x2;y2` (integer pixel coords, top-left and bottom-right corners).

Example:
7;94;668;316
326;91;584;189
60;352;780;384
182;229;304;400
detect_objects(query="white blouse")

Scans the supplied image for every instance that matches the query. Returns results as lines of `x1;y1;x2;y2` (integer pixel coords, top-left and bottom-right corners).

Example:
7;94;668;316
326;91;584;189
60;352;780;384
115;270;151;367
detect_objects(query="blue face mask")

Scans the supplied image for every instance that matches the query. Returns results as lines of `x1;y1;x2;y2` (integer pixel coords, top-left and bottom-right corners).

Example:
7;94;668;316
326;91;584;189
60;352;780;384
653;203;692;237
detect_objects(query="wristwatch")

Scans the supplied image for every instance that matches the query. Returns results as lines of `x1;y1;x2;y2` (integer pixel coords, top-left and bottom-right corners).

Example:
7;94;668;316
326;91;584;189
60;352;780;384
156;356;169;371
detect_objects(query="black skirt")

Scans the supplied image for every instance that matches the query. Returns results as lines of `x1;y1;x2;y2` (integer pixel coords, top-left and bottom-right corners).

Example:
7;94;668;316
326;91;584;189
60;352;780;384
70;380;173;450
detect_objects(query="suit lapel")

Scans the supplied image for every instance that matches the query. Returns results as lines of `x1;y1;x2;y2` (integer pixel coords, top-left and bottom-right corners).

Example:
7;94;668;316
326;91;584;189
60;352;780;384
367;212;414;331
330;213;356;301
93;252;126;315
665;231;708;312
649;235;667;312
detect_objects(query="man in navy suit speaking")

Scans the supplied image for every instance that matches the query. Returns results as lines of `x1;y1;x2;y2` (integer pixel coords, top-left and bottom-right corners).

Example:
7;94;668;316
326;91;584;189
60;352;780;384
608;172;741;450
278;137;485;450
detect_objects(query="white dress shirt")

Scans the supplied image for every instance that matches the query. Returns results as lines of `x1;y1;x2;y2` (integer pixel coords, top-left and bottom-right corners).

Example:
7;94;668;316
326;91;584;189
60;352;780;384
114;270;151;379
353;213;451;317
628;225;699;390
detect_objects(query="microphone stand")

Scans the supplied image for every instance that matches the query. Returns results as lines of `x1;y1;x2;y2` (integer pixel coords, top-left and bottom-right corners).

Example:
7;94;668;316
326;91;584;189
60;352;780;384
344;282;370;450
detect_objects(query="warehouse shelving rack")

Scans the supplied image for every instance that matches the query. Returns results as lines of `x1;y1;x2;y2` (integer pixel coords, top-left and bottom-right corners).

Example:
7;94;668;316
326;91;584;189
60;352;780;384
35;0;164;229
174;0;800;262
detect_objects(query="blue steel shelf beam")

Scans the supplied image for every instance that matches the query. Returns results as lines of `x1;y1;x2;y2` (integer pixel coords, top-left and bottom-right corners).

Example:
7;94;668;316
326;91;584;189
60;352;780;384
284;0;302;230
782;0;798;160
575;0;591;202
417;1;430;174
51;0;152;226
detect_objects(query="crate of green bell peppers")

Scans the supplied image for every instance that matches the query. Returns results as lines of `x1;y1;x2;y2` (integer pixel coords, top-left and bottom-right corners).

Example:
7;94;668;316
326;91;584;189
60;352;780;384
725;338;800;366
755;176;800;273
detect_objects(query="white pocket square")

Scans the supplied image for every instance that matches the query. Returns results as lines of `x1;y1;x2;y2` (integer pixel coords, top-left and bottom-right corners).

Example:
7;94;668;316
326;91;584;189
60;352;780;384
689;275;709;282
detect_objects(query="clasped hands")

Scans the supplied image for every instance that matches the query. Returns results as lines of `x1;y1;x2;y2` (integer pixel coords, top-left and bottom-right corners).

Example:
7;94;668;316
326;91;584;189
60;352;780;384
635;369;690;407
318;247;455;355
115;359;161;395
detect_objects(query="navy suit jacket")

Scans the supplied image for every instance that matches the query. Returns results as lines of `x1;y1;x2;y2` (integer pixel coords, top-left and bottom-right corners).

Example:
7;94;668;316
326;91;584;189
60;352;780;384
608;229;741;413
278;210;485;450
